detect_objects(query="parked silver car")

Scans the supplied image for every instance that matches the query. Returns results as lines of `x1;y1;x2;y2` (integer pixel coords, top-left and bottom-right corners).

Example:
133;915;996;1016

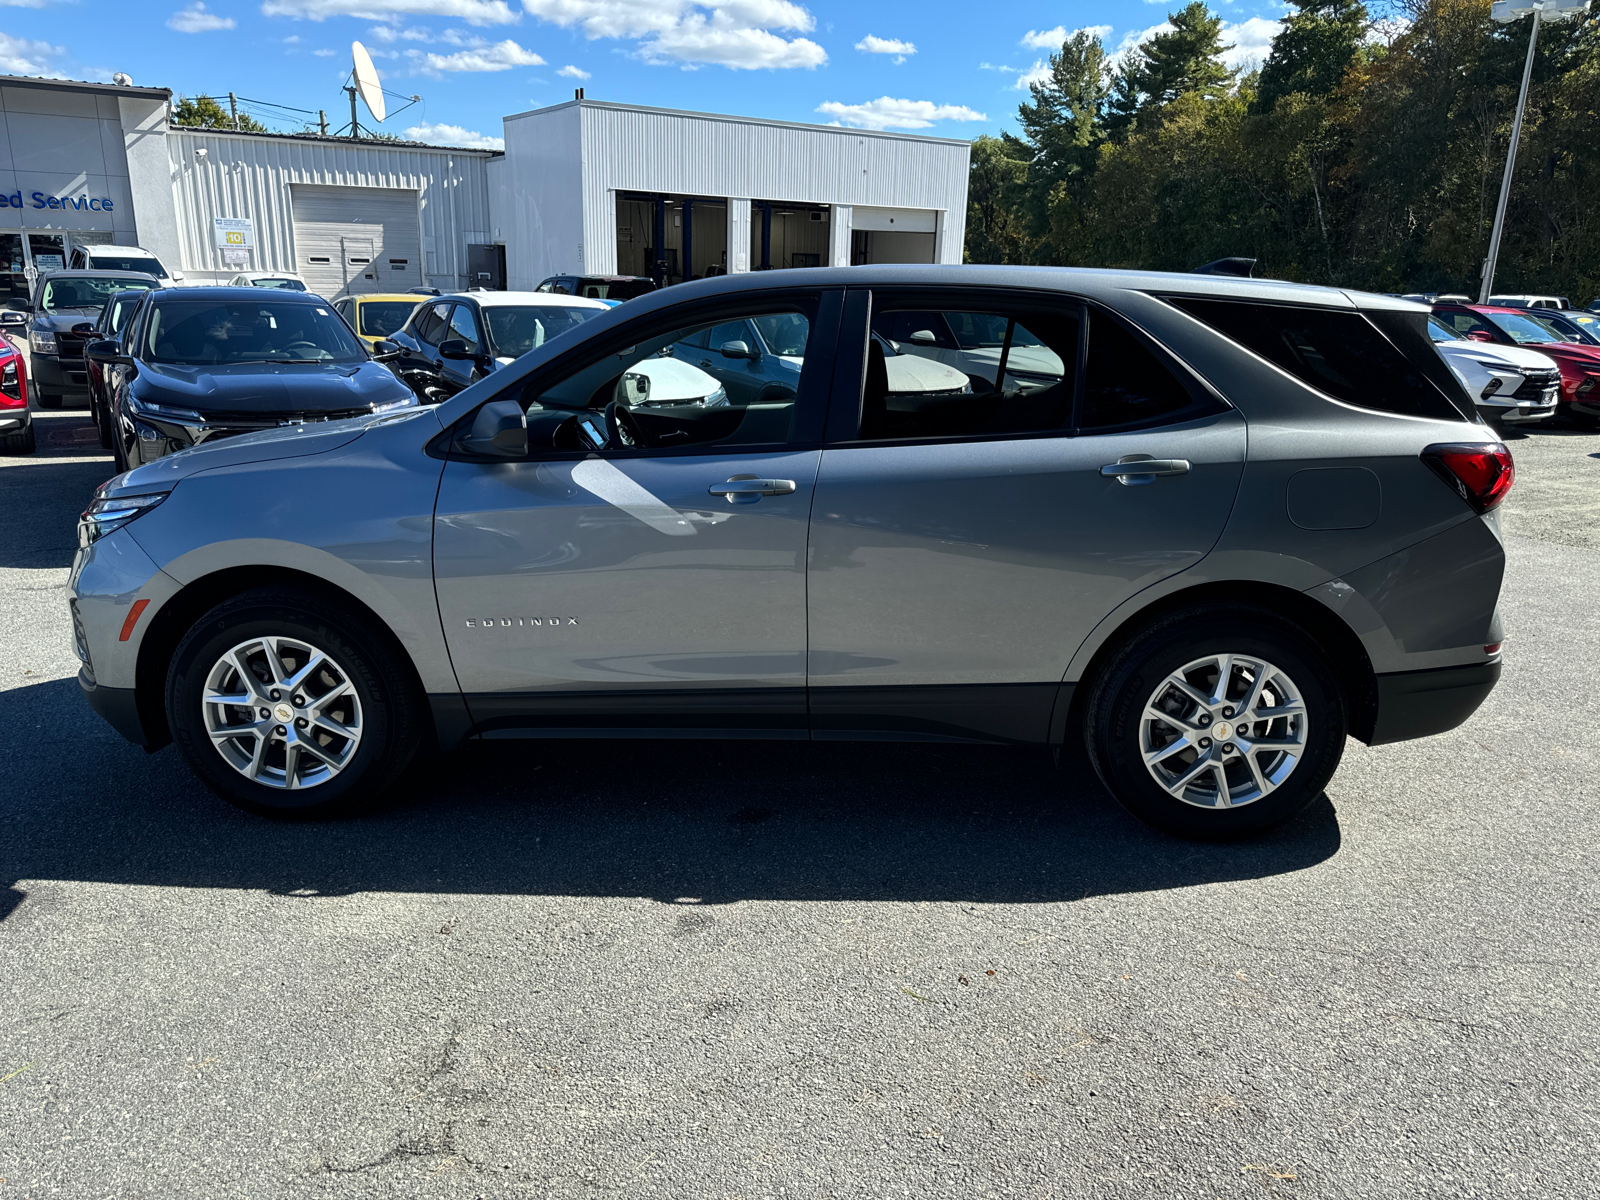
69;266;1510;839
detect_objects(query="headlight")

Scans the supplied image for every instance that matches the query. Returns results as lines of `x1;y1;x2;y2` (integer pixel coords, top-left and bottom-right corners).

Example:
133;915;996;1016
78;489;169;547
127;394;204;425
29;330;56;354
702;386;728;409
370;396;417;413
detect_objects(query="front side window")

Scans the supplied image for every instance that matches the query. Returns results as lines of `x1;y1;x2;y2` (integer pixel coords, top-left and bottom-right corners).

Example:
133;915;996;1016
141;299;365;365
1437;310;1498;339
358;300;419;338
1168;296;1462;420
482;304;598;358
412;303;451;347
40;276;153;313
447;303;482;354
519;299;819;452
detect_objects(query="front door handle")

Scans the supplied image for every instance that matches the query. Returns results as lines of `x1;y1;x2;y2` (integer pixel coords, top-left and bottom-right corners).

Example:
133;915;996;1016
1100;457;1190;486
709;476;796;498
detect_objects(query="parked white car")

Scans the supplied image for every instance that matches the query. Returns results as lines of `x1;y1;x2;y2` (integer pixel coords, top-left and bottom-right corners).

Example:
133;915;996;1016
67;244;181;287
227;271;308;292
872;309;1064;393
1487;294;1571;310
1429;316;1559;424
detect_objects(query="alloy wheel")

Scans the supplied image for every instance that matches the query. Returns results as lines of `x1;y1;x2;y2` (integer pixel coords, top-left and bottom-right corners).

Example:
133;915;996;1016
201;636;364;790
1139;653;1308;809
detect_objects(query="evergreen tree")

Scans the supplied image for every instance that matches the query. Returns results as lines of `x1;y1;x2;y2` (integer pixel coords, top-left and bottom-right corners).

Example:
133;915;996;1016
1256;0;1370;113
1108;2;1238;134
1017;29;1112;186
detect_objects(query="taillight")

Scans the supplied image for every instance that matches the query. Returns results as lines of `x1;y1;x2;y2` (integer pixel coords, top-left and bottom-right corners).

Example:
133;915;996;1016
1422;442;1514;513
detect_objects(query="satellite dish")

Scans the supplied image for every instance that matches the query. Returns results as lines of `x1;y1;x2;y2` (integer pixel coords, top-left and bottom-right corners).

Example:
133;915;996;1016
351;41;386;123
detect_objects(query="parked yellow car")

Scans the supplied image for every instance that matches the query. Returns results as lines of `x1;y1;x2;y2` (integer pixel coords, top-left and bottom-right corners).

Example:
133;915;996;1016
332;293;426;351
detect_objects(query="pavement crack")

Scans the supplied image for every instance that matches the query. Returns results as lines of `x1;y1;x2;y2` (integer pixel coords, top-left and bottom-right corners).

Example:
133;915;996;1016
320;1120;470;1175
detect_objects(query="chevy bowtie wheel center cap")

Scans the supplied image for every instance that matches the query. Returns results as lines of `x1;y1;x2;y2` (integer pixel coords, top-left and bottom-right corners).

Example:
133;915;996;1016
274;703;294;722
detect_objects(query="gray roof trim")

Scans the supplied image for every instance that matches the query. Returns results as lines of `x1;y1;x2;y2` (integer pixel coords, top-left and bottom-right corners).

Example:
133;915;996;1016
164;125;501;157
503;98;972;148
0;73;170;100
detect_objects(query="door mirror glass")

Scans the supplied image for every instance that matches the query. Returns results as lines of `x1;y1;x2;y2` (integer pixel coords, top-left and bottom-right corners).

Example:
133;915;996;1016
456;399;528;457
617;370;650;406
85;338;121;363
71;321;96;335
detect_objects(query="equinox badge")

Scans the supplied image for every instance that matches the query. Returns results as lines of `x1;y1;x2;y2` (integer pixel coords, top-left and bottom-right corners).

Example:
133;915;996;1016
465;617;579;628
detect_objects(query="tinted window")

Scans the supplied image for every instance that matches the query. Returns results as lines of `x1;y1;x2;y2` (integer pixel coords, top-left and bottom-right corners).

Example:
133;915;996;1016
860;303;1078;440
411;303;449;347
482;305;596;358
448;303;482;354
88;254;164;277
358;300;417;338
1169;296;1460;420
522;300;818;451
252;277;307;291
1437;309;1498;339
40;276;153;313
1486;311;1568;345
1080;310;1201;430
142;298;364;365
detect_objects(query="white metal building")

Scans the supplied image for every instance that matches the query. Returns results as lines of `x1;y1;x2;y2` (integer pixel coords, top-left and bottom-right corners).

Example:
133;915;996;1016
489;100;971;291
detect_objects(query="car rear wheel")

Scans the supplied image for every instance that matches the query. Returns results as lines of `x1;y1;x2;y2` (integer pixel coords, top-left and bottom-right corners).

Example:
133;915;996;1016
1083;606;1346;840
166;587;423;817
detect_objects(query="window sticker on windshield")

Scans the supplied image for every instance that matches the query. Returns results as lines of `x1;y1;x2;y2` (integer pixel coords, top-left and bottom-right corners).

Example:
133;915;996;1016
315;308;329;316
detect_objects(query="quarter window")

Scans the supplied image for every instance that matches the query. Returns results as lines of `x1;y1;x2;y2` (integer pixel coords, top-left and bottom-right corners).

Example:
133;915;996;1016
412;302;450;347
1169;296;1463;420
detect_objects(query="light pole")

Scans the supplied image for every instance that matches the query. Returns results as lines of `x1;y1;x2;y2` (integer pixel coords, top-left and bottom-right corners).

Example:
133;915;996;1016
1479;0;1591;303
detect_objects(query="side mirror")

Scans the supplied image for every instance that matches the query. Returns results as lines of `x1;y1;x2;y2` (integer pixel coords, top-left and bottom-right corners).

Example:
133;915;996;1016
13;301;31;314
71;321;95;335
439;338;475;361
371;339;402;362
908;330;939;345
719;340;755;360
85;339;122;364
455;399;527;458
0;311;26;328
618;370;651;406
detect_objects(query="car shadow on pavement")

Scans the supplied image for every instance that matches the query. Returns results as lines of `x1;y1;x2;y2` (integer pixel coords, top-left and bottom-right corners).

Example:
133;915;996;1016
0;676;1340;919
0;414;115;570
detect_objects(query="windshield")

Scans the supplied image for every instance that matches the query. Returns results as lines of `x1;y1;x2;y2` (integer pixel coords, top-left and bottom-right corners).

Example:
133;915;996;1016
41;276;153;313
1561;311;1600;342
142;299;366;365
1485;311;1568;345
252;277;306;291
752;312;809;356
483;305;598;358
357;300;419;337
88;255;164;277
1428;317;1463;343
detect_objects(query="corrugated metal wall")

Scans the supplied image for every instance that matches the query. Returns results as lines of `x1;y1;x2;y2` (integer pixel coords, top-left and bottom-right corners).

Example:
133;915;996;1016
167;129;494;288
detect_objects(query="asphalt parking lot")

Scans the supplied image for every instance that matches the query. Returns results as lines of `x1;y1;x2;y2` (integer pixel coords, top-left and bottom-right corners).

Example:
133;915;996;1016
1;407;1596;1199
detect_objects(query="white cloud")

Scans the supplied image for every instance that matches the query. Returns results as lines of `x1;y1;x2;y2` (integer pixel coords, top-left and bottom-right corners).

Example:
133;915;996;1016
1013;59;1050;90
167;2;235;32
640;18;825;69
557;63;590;78
0;0;76;8
509;0;825;70
0;31;60;74
313;46;335;55
370;23;431;41
283;33;299;42
856;34;914;64
815;96;986;131
261;0;519;26
404;120;504;148
411;38;544;73
1020;26;1066;49
1115;17;1283;73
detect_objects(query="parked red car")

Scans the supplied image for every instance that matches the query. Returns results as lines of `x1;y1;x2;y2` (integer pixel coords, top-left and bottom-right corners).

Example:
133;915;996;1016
0;330;31;453
1433;302;1600;426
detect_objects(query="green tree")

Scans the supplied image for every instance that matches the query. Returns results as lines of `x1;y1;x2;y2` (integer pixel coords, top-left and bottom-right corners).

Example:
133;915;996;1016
172;94;268;133
1108;3;1238;134
964;135;1031;263
1256;0;1370;113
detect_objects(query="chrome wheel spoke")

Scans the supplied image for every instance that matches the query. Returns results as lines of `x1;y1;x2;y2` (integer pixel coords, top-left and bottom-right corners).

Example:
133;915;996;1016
283;651;327;693
244;732;269;780
210;718;270;743
1252;701;1305;722
1144;734;1191;765
1209;762;1232;806
261;637;289;685
312;712;355;740
204;690;255;708
1209;654;1234;706
282;743;301;789
229;650;268;700
296;735;342;769
1243;749;1272;797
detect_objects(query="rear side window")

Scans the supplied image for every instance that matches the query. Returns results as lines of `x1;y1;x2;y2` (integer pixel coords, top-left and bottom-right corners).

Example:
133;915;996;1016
1080;308;1214;431
1169;296;1464;420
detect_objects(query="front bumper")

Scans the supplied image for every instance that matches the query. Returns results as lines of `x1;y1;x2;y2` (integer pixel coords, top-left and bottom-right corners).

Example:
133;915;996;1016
0;404;28;432
79;669;151;746
30;351;89;395
1479;400;1555;423
1368;660;1502;746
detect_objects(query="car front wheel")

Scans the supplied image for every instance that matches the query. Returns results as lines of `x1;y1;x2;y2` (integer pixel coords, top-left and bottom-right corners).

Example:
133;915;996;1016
1083;606;1346;840
166;587;423;816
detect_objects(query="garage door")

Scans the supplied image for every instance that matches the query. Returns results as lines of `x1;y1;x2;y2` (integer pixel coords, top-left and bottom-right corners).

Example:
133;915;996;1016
290;184;423;299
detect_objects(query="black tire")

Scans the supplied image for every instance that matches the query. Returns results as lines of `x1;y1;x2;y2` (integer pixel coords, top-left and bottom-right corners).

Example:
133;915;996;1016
36;390;61;410
0;422;34;454
166;587;424;817
92;391;113;449
1082;605;1346;840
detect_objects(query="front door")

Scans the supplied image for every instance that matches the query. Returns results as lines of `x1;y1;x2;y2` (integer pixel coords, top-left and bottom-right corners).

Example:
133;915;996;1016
807;291;1246;744
433;289;837;737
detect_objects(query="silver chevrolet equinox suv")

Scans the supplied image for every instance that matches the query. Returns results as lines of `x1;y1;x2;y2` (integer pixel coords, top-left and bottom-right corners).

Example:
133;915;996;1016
69;267;1510;839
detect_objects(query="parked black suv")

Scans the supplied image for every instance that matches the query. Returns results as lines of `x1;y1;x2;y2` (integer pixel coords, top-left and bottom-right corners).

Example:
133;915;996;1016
23;270;157;408
83;288;151;449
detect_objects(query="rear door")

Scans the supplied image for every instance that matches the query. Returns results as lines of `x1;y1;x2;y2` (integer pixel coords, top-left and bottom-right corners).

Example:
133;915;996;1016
432;288;840;737
807;288;1246;744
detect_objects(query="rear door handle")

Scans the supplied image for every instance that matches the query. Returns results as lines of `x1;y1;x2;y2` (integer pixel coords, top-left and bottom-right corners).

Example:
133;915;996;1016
1100;457;1190;485
709;476;796;498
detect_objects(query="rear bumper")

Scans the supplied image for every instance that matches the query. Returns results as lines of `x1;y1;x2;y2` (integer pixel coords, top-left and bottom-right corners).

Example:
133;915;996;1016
79;668;150;747
1367;660;1501;746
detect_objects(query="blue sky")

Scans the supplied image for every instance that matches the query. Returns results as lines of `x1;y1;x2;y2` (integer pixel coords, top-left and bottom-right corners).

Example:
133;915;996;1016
0;0;1291;148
